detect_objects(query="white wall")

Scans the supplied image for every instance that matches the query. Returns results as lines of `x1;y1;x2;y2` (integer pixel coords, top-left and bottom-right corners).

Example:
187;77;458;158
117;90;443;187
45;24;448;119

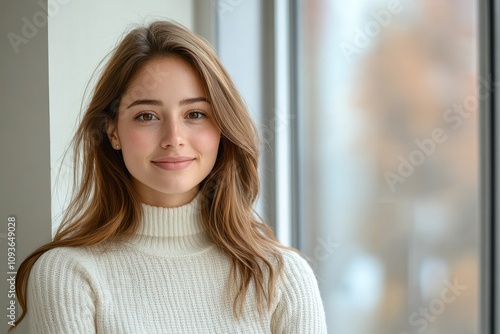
48;0;194;233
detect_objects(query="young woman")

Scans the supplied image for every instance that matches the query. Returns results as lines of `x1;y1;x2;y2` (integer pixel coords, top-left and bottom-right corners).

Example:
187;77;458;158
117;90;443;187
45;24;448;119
13;21;327;333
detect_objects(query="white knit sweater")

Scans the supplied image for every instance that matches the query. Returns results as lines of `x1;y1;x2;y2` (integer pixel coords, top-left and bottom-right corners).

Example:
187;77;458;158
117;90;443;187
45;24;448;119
28;195;327;333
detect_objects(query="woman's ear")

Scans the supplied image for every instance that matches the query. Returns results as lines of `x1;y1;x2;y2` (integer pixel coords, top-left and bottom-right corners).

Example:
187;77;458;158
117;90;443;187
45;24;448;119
105;120;120;150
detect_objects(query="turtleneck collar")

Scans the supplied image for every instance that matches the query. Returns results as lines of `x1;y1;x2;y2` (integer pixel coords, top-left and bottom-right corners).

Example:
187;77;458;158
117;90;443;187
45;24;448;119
128;192;214;256
137;192;205;238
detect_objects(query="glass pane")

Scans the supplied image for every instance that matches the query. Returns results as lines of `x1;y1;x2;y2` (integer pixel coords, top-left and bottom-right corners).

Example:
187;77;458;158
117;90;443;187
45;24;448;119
296;1;479;333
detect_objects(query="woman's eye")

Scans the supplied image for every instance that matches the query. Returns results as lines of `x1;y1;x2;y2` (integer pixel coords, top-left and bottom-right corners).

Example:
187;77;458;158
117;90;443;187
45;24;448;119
135;113;158;122
186;111;207;120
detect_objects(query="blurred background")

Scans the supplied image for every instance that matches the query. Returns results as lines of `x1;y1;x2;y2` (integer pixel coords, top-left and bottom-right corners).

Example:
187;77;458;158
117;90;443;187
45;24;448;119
1;0;480;333
295;0;479;333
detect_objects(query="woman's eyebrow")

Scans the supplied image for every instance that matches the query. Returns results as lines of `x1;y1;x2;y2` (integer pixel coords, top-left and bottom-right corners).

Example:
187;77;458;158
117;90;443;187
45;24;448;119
126;99;163;109
178;97;209;106
126;97;209;109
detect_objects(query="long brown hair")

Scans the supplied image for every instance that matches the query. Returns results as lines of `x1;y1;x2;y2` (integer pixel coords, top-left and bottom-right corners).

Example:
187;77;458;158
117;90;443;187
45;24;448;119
12;21;285;329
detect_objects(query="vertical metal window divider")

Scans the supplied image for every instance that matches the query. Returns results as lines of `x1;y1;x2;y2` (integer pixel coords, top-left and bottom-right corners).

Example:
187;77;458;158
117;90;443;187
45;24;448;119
481;0;495;333
289;0;300;249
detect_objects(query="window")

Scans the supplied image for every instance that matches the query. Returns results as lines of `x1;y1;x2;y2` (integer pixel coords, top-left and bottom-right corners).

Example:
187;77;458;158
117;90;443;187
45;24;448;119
294;1;479;332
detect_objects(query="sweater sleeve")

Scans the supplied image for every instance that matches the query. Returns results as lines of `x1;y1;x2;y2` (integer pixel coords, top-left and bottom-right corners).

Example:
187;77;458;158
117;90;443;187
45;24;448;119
27;248;96;334
271;251;327;334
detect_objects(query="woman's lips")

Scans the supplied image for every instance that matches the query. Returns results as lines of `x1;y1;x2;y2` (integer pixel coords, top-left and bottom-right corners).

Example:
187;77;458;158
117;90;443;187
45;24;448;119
152;157;195;171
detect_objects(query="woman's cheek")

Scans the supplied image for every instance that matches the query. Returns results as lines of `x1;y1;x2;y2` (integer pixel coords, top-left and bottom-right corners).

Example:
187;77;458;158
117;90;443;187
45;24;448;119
121;127;155;152
195;127;221;151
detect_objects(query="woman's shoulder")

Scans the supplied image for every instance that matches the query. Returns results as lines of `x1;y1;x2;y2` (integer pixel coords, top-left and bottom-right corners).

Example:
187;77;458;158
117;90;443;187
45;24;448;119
30;245;100;279
268;247;319;297
36;245;93;261
276;247;316;276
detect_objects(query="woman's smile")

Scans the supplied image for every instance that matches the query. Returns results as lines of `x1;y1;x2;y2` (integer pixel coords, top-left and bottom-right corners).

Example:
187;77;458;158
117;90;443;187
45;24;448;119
152;156;196;171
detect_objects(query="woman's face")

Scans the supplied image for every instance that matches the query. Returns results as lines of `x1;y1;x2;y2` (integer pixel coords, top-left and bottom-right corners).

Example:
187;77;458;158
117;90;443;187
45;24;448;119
107;56;221;207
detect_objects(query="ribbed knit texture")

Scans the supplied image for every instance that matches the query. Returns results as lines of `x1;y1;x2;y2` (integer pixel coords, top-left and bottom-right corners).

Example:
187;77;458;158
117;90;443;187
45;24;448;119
28;194;327;333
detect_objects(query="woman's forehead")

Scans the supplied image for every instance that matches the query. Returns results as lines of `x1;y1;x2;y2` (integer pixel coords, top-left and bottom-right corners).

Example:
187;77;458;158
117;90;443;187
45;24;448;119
120;57;207;107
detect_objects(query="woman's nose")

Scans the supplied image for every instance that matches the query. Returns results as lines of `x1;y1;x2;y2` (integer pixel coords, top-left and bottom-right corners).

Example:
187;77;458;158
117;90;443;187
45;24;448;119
160;118;184;149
